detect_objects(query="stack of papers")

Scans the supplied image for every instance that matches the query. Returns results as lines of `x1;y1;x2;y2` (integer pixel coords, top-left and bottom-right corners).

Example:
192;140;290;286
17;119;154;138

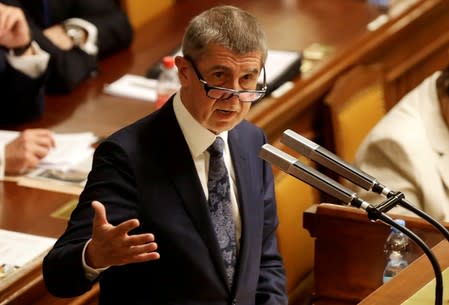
0;131;98;195
0;229;56;279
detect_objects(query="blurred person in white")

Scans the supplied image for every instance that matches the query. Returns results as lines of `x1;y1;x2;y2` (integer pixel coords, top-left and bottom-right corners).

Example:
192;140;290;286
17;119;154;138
354;67;449;221
0;0;55;179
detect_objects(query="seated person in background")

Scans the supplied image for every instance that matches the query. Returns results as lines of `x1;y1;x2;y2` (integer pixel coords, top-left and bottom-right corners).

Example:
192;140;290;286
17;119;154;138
354;67;449;221
0;1;55;178
0;0;49;123
17;0;133;93
2;129;55;178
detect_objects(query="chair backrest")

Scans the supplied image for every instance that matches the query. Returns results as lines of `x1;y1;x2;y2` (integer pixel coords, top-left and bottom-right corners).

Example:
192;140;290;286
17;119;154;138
324;64;387;163
120;0;174;29
274;156;318;305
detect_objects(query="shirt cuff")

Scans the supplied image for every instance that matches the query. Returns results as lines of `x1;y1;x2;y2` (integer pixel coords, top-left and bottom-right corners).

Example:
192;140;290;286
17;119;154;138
7;41;50;78
64;18;98;55
82;239;109;281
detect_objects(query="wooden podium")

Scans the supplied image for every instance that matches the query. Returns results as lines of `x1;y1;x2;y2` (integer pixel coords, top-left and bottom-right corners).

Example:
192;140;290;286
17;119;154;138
303;204;449;305
359;240;449;305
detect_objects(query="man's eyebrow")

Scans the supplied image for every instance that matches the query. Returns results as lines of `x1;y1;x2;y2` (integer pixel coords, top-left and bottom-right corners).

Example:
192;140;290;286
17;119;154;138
208;64;231;72
208;65;260;74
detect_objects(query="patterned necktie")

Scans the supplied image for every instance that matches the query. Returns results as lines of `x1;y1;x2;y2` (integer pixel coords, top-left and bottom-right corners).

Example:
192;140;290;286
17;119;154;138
207;137;237;287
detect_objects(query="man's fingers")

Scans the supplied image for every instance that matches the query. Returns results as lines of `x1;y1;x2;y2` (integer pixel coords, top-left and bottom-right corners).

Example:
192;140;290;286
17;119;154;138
124;233;156;247
91;200;143;240
113;218;140;236
28;142;52;160
128;241;158;255
92;200;109;227
22;129;56;149
3;11;18;32
0;6;28;46
129;251;160;263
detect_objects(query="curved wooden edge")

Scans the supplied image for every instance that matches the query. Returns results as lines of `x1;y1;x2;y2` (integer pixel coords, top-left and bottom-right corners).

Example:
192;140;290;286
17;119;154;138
0;253;44;305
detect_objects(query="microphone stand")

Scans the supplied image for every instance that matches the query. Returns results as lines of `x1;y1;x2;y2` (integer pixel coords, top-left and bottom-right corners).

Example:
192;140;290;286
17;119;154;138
373;208;443;305
374;189;449;244
259;144;444;305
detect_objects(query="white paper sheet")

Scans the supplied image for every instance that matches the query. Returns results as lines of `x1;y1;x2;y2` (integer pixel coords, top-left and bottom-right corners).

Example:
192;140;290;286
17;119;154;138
0;229;56;268
0;131;97;170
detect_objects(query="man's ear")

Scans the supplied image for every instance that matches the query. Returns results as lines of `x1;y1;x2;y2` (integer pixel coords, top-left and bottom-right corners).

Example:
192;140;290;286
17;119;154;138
175;56;190;86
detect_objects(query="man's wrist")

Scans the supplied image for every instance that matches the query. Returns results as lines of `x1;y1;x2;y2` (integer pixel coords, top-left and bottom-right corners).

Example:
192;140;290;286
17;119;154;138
63;18;98;55
64;25;86;47
11;40;33;56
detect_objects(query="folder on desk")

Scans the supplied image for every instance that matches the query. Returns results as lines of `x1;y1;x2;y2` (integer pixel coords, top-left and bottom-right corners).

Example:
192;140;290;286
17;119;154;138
146;47;302;96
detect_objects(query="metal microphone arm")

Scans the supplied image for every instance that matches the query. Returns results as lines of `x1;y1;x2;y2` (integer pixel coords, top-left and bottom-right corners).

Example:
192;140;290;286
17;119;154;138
260;143;443;305
260;144;380;218
280;129;449;244
281;129;390;195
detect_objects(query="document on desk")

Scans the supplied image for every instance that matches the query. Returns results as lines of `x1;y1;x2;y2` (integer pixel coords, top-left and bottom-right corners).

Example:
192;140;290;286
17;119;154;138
0;229;56;279
17;154;93;195
103;74;158;102
0;130;98;195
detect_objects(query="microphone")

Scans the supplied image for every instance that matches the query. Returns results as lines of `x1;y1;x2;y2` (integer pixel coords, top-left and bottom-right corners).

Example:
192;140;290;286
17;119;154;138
280;128;449;247
259;144;374;212
260;142;444;305
281;129;391;196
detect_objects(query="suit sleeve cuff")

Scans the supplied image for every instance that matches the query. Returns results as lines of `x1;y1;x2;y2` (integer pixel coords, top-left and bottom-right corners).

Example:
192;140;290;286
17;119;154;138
7;41;50;78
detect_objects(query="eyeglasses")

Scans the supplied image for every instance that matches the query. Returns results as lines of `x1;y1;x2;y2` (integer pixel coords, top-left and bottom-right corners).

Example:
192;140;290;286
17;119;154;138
185;56;267;103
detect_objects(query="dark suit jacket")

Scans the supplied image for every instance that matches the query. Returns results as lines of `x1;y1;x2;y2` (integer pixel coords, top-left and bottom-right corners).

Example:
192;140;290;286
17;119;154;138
43;98;288;305
16;0;133;93
0;48;46;123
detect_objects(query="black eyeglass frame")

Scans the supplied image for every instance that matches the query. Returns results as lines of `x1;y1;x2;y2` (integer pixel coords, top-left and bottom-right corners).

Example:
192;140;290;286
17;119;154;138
184;56;267;103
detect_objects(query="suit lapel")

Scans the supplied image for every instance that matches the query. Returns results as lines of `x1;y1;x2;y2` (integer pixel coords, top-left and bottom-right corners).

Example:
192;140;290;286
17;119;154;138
154;101;231;290
228;128;252;291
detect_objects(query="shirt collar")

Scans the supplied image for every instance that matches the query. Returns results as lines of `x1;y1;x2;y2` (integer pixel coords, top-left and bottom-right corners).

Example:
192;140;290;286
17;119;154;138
173;94;228;158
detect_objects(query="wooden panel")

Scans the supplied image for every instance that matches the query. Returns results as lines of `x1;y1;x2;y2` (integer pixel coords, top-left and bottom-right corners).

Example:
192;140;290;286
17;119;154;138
364;0;449;110
323;64;386;163
359;240;449;305
120;0;174;29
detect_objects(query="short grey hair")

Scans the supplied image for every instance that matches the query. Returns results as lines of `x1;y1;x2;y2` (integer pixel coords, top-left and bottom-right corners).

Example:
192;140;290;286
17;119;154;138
182;5;267;64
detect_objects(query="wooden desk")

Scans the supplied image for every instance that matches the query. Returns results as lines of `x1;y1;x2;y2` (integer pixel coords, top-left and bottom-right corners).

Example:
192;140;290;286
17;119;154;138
2;0;382;139
1;0;448;304
8;0;448;146
303;204;448;305
359;240;449;305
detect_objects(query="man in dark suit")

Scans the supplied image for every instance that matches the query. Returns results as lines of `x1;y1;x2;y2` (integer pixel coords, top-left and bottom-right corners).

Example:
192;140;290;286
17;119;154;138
0;0;48;123
0;0;55;178
43;5;288;305
16;0;133;93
